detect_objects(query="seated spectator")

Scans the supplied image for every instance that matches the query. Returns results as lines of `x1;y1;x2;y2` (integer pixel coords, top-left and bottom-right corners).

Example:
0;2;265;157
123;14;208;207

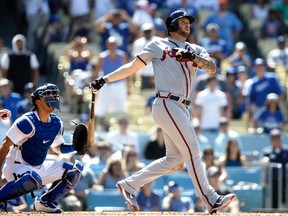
261;129;288;208
16;82;35;117
218;139;248;167
260;8;287;38
274;0;288;23
122;146;145;176
86;140;112;178
251;0;270;21
214;117;242;157
202;147;227;183
136;181;162;211
0;79;21;122
207;166;240;213
97;156;126;189
144;127;166;160
227;41;252;74
266;35;288;72
192;118;210;153
107;117;139;154
162;181;195;212
253;93;285;134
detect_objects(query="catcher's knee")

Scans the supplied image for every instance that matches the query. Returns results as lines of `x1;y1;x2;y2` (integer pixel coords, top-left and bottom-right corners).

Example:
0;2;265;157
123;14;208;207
63;161;83;187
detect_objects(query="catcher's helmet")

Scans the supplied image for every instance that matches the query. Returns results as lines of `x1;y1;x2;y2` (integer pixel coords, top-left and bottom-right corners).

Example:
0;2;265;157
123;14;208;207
31;83;60;110
166;9;195;34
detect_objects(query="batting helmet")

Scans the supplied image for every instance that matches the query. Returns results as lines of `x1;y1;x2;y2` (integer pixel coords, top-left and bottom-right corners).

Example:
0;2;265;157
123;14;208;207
31;83;60;110
166;9;195;34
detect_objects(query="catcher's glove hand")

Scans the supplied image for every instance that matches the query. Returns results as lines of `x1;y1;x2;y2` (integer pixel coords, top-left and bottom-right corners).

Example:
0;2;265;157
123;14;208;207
174;48;196;62
72;123;88;156
89;77;106;93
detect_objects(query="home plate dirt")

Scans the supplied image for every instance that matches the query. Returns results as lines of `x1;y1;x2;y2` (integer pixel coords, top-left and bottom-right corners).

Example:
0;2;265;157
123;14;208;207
1;212;288;216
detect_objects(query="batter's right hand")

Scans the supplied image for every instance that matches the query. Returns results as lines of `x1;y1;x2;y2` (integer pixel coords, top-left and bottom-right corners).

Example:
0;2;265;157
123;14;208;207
89;77;106;93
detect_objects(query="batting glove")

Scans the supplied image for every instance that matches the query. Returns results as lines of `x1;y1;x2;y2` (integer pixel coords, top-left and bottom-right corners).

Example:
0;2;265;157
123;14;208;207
174;48;196;62
89;77;106;93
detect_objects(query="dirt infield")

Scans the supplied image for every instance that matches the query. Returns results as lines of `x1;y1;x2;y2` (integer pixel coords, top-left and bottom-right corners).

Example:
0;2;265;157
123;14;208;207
1;212;288;216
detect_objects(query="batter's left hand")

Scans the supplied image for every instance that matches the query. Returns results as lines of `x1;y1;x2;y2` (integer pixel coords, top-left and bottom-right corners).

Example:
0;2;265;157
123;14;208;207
0;109;11;120
174;48;196;62
89;77;106;93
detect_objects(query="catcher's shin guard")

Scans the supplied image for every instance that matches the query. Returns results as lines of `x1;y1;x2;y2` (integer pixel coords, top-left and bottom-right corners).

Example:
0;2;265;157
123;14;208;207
0;171;42;202
40;161;83;203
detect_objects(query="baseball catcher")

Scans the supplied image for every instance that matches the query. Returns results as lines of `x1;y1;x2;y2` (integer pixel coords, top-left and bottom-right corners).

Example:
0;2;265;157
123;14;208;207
0;83;86;213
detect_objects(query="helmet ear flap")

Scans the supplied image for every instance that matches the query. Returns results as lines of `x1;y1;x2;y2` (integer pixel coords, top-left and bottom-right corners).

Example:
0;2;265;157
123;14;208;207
166;17;178;33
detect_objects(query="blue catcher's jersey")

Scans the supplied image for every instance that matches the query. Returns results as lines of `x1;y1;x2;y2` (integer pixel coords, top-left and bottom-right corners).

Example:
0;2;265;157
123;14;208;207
17;112;62;166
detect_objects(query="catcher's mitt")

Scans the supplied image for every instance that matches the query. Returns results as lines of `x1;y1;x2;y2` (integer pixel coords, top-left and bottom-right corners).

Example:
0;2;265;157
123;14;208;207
72;123;88;156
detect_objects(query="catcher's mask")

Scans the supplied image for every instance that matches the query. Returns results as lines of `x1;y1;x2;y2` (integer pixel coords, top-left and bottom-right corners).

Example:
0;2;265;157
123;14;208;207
166;9;195;35
31;83;60;111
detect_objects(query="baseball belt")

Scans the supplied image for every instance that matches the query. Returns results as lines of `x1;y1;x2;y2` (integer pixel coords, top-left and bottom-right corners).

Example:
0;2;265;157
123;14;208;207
156;92;191;106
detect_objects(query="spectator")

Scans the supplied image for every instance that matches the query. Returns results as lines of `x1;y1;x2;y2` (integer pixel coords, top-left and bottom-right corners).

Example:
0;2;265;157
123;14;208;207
131;23;158;91
107;117;139;154
0;38;10;67
202;147;227;183
218;138;248;167
260;8;287;38
1;34;40;95
246;58;283;128
95;9;138;54
93;36;129;131
214;117;242;157
207;166;240;213
0;79;22;122
144;127;166;160
86;140;112;178
162;181;195;212
227;41;252;75
97;156;126;189
199;22;229;70
262;129;288;208
149;3;166;38
132;0;154;28
251;0;270;21
66;0;94;41
253;93;285;134
94;0;116;20
266;35;288;72
63;36;92;111
274;0;288;22
16;82;35;118
192;118;210;153
194;76;228;132
38;14;64;75
225;67;244;119
22;0;50;52
122;146;145;176
136;181;162;211
203;0;243;53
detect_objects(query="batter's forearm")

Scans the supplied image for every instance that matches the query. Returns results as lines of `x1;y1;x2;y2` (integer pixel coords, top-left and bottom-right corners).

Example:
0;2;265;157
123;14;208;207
193;56;217;74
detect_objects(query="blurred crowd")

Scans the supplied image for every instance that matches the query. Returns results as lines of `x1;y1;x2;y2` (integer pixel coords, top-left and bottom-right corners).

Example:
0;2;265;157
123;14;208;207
1;0;288;213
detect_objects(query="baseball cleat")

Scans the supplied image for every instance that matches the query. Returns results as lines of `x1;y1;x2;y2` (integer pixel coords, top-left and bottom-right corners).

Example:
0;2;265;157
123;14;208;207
116;182;139;211
209;193;236;214
34;197;63;213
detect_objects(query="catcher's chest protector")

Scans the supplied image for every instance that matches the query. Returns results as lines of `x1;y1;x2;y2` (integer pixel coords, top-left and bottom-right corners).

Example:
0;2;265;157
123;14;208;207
21;112;61;166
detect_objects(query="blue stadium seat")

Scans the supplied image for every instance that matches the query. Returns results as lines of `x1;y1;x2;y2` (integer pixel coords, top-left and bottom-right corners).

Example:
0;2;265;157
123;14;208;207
166;173;195;190
233;185;264;212
226;167;263;185
239;134;271;154
86;189;127;211
151;175;167;190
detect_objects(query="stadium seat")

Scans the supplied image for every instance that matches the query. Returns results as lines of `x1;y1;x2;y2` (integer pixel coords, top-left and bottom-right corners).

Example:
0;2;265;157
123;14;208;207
239;134;271;155
86;189;127;211
226;167;263;185
233;185;264;212
151;175;167;190
166;173;195;190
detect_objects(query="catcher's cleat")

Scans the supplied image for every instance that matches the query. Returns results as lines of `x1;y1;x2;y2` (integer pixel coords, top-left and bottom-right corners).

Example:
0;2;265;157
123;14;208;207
116;182;139;211
33;198;63;213
209;193;236;214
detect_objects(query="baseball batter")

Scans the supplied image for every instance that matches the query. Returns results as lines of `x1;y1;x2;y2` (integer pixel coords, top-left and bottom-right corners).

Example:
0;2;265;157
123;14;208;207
0;83;83;213
90;10;235;214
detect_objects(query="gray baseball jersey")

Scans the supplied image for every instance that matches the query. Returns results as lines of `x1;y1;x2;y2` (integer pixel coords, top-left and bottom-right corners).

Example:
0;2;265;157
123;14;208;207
119;37;219;211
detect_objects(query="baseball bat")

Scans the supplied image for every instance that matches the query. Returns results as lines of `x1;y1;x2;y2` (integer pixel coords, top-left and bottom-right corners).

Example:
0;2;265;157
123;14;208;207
88;92;96;149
